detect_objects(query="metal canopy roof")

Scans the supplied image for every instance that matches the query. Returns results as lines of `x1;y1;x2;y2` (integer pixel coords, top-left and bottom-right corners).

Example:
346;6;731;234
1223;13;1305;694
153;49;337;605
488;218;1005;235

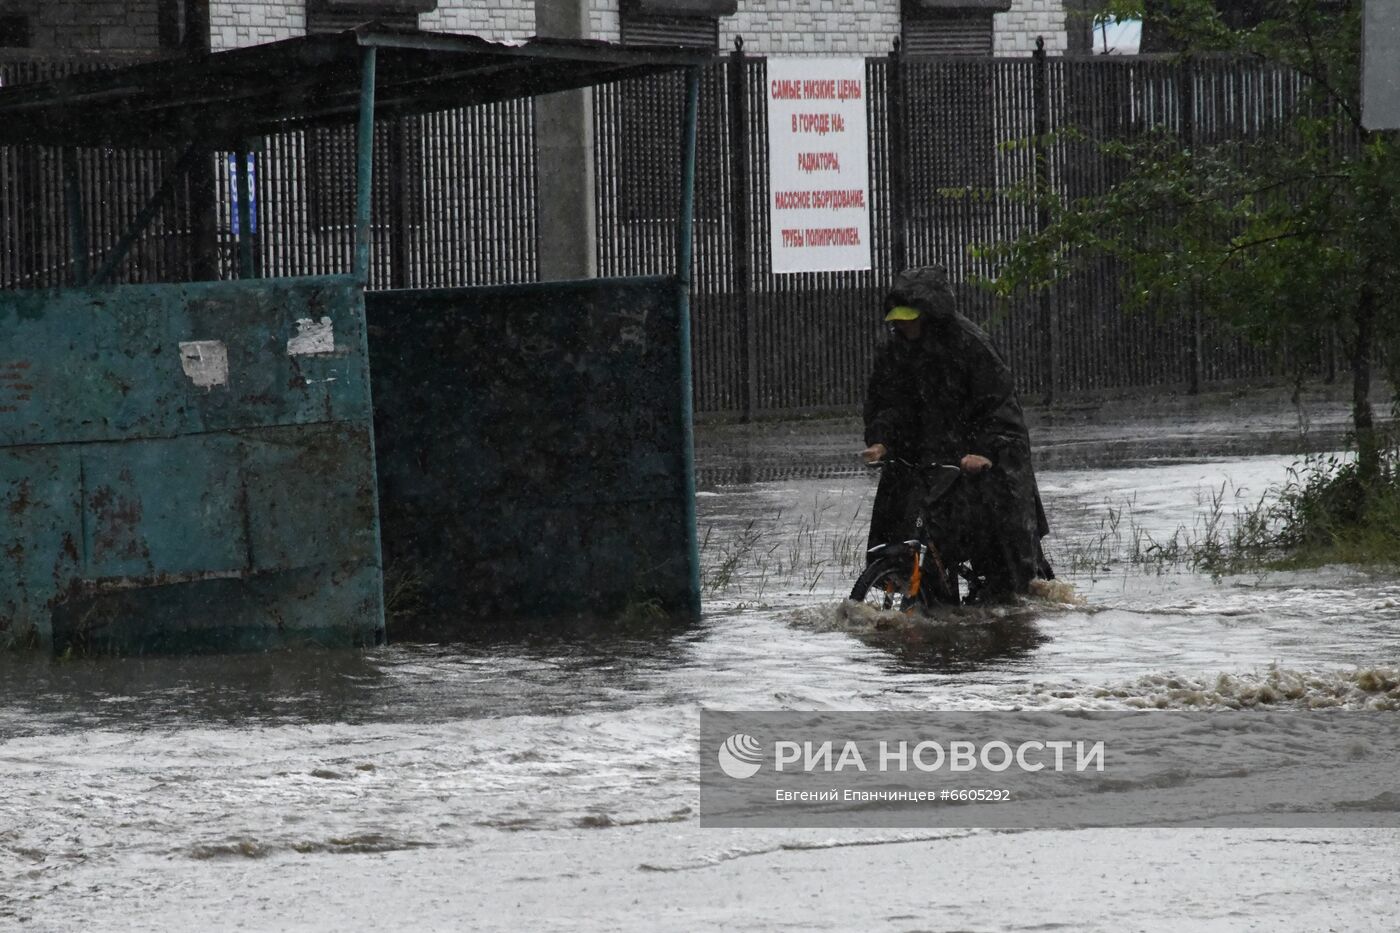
0;24;713;148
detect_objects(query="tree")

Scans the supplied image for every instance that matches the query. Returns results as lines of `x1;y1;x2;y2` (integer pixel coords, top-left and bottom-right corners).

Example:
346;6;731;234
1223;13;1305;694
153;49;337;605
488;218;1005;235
1138;0;1307;51
984;0;1398;484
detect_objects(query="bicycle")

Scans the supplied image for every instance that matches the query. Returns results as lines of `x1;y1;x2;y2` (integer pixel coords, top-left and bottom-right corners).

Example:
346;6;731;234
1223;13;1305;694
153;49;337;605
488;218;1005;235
848;457;985;612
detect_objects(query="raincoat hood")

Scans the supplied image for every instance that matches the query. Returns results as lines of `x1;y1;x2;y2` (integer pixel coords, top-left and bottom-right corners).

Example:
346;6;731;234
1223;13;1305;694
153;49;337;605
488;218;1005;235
883;264;958;324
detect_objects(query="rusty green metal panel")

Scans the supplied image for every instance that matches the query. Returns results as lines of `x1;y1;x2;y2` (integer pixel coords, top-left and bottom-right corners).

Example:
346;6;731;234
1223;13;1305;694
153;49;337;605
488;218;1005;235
0;276;384;653
366;277;698;637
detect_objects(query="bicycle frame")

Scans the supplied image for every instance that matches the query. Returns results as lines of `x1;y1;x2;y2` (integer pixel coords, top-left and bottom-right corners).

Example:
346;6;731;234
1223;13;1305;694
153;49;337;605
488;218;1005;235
865;459;967;606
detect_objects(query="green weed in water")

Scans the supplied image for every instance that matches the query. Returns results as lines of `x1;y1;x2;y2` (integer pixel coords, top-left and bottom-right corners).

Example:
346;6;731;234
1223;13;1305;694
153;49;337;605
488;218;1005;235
1051;442;1400;579
699;493;871;599
1264;446;1400;569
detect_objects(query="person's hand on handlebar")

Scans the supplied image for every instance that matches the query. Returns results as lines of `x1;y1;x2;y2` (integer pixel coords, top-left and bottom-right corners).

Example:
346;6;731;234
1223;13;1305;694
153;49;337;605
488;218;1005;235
861;443;887;465
960;454;992;474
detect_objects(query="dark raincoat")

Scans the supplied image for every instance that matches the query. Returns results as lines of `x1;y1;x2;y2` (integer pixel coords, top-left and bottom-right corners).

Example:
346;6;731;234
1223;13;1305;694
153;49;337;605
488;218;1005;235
863;266;1051;595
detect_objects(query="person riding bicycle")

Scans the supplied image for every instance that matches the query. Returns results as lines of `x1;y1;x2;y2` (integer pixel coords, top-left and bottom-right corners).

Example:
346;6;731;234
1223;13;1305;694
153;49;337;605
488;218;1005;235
860;264;1052;599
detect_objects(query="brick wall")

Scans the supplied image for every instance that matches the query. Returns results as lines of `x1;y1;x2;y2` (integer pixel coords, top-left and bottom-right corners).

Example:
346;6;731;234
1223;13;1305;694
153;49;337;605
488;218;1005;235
588;0;620;42
420;1;1064;58
419;0;535;40
719;0;899;56
7;0;162;51
209;0;306;51
995;0;1068;56
418;1;628;43
2;0;1071;56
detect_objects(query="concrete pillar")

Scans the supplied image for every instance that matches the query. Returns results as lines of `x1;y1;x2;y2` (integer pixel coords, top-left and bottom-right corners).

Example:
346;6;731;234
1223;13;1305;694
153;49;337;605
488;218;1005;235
1062;0;1096;54
533;0;597;280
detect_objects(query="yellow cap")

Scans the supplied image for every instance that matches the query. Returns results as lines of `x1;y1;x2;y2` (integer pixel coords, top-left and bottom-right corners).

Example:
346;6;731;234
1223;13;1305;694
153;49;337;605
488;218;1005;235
884;305;921;322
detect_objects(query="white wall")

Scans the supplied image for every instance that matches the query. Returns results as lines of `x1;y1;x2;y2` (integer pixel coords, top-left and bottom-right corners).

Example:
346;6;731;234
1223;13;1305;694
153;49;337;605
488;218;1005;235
209;0;306;51
421;0;1065;57
995;0;1068;55
719;0;900;57
194;1;1070;56
419;0;535;40
5;0;1070;57
588;0;621;42
418;1;624;43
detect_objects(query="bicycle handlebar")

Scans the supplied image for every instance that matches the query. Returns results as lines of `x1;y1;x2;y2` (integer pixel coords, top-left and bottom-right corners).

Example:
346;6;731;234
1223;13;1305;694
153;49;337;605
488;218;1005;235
867;457;959;471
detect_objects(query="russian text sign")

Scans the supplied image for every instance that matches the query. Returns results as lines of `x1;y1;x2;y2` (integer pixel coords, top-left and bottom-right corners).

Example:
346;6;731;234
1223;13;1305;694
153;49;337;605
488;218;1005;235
766;58;872;274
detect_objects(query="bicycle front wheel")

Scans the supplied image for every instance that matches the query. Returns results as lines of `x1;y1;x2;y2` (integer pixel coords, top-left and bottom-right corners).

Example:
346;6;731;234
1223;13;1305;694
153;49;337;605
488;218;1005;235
849;556;920;612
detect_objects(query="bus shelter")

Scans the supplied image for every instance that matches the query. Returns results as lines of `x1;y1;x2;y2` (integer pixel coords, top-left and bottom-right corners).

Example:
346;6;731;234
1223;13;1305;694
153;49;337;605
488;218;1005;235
0;26;707;653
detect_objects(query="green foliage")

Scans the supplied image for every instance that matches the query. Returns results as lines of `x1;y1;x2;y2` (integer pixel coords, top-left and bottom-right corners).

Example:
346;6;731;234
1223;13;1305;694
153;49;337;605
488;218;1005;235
1267;445;1400;565
978;0;1400;459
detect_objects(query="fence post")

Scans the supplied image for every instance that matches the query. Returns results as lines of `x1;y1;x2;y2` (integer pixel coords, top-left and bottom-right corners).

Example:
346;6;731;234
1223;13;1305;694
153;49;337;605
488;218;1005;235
677;65;703;619
389;116;411;290
1033;36;1058;404
353;45;377;286
728;37;757;422
887;37;908;275
61;147;87;286
184;1;218;281
1180;54;1203;394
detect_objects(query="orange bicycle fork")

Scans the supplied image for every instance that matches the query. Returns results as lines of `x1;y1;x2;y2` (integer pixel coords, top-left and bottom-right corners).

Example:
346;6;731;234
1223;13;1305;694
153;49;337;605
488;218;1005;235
907;543;951;607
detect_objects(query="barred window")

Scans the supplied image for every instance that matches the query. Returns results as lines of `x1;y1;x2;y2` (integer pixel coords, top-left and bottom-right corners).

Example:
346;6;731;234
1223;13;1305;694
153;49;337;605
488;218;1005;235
305;0;436;34
900;0;1009;56
620;0;735;49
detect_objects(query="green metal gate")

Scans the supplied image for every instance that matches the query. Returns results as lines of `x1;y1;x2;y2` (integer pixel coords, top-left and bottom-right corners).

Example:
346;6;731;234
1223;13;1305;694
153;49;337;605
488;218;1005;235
368;276;697;637
0;276;384;653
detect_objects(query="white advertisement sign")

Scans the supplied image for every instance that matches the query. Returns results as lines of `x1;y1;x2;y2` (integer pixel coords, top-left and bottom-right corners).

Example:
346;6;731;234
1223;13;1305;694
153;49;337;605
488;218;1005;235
766;58;872;274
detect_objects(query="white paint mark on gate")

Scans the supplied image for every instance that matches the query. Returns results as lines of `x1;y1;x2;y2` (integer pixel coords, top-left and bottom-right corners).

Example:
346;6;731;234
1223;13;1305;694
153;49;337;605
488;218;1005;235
178;340;228;389
288;317;337;356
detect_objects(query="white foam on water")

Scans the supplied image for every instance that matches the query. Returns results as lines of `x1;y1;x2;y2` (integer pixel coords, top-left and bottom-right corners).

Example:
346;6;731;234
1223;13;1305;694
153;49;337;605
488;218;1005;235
1028;577;1086;605
1018;665;1400;711
788;586;1090;640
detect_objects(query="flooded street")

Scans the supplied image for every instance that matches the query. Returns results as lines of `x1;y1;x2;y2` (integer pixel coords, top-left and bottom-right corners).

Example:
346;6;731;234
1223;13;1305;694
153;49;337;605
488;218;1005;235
4;442;1400;930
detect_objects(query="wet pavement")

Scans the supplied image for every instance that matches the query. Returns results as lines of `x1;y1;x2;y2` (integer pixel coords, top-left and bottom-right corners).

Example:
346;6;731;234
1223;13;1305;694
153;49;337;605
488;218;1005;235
696;380;1394;484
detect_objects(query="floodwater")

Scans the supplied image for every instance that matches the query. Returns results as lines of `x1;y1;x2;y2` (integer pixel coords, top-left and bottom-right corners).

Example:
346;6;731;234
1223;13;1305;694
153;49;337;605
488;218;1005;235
3;452;1399;931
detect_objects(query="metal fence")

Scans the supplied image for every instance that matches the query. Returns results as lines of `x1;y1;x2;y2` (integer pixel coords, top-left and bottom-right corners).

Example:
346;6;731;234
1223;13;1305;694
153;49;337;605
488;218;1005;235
0;52;200;289
1042;55;1321;396
1;47;1329;416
